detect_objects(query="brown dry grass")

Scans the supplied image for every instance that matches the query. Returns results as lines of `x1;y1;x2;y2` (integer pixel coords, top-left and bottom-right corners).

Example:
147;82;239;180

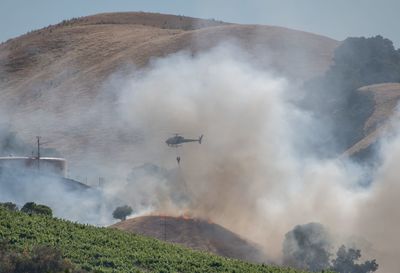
345;83;400;157
111;215;265;262
0;12;338;170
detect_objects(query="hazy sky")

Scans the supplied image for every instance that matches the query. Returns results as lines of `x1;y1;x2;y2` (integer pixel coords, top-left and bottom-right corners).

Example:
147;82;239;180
1;0;399;47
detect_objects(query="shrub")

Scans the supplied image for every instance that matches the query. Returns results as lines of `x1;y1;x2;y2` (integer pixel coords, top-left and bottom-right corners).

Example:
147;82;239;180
0;240;90;273
21;202;52;217
0;202;18;211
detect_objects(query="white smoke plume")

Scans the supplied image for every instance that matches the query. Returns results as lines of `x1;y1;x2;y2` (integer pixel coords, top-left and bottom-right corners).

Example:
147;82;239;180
113;44;399;272
0;41;399;272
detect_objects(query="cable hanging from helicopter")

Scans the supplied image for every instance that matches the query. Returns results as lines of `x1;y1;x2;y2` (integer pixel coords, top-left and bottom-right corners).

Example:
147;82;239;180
165;133;203;164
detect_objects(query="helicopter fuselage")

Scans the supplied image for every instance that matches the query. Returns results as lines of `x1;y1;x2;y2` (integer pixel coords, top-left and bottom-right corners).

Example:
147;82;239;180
166;135;203;147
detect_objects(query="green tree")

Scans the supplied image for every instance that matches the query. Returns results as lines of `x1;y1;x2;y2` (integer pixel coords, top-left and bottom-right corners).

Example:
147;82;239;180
21;202;36;214
34;204;53;217
0;202;18;211
21;202;52;216
112;205;133;221
329;35;400;89
331;245;378;273
283;223;332;272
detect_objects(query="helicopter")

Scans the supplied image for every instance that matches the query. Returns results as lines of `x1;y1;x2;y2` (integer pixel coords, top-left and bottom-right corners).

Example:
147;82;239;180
165;134;203;147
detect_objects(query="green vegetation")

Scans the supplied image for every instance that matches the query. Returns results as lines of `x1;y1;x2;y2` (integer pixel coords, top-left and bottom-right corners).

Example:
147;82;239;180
21;202;53;217
112;205;133;221
329;36;400;89
0;207;328;273
283;223;378;273
0;202;18;211
331;246;378;273
0;240;89;273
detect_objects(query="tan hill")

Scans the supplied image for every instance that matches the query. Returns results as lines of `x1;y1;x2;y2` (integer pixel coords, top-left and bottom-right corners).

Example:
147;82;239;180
345;83;400;159
0;12;337;82
0;12;338;175
3;12;399;175
111;215;266;263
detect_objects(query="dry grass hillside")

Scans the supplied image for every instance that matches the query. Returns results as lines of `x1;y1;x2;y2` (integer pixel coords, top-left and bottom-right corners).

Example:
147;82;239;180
345;83;400;158
112;215;265;263
0;12;338;175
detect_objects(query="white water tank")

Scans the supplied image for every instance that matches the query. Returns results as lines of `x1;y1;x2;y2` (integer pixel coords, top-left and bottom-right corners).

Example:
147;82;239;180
0;156;67;177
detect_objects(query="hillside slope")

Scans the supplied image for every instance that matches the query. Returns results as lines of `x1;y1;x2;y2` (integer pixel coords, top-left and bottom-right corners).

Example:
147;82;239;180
0;12;338;175
112;215;265;263
345;83;400;159
0;207;319;273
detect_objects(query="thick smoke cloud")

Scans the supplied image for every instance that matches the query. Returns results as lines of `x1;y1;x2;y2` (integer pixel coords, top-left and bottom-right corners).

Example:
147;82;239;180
354;117;400;273
0;127;113;225
116;45;356;244
115;44;399;272
0;124;60;157
1;42;399;272
0;170;111;225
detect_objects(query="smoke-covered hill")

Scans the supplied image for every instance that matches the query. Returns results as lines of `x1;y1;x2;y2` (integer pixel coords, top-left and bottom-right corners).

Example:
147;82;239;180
300;35;400;161
2;12;400;273
345;83;400;159
0;12;338;177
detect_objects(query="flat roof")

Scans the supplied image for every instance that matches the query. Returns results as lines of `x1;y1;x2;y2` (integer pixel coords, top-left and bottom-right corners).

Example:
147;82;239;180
0;156;66;161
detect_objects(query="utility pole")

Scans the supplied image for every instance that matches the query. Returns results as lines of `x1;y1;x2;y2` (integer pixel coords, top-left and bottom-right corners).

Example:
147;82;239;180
163;216;167;241
36;136;41;171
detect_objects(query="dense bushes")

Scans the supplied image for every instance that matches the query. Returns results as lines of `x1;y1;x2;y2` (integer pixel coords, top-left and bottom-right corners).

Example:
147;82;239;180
0;240;89;273
0;201;52;216
283;223;378;273
329;36;400;88
332;245;378;273
21;202;52;217
0;202;18;211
